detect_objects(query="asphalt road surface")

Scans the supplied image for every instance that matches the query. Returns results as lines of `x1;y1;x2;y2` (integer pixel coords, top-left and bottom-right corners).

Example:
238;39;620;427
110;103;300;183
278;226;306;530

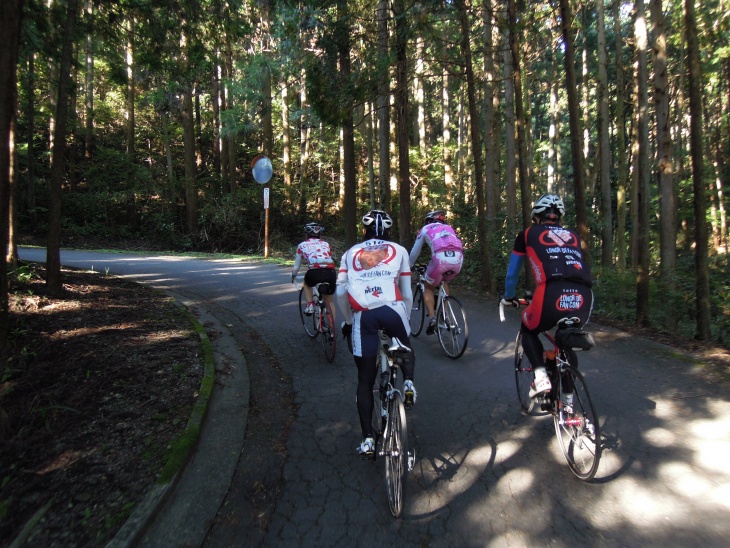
19;248;730;547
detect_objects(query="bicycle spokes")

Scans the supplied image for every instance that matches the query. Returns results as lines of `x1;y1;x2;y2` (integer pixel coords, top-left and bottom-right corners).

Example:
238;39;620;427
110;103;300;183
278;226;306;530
553;368;601;480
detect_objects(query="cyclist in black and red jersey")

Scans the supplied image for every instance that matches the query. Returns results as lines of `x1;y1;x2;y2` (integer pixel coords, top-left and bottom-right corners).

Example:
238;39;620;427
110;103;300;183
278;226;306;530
503;193;593;399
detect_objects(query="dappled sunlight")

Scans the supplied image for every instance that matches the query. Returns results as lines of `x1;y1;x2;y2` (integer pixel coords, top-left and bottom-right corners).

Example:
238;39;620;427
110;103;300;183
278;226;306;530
659;461;714;499
494;467;536;497
600;478;680;526
643;426;676;447
488;532;533;546
412;442;495;513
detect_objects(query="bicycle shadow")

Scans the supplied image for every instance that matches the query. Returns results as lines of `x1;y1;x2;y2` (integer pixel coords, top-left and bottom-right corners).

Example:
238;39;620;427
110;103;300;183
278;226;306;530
591;395;656;483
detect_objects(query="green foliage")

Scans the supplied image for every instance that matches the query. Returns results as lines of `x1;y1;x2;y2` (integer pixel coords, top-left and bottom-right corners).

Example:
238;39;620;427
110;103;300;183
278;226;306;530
592;253;730;344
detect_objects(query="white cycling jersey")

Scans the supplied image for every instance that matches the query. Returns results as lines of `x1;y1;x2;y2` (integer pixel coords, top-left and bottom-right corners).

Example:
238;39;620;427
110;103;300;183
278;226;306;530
337;238;411;313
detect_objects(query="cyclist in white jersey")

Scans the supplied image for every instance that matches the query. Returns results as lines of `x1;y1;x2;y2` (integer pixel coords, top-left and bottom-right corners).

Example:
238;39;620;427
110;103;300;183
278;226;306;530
409;209;464;335
337;210;416;457
291;222;337;317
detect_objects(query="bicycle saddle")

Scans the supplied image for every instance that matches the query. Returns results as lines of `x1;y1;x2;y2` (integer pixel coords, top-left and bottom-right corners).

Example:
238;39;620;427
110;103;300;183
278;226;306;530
389;337;412;353
556;316;582;328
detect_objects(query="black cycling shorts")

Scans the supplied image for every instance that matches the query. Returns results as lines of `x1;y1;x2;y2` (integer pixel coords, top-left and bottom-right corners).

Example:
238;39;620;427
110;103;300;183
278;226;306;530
304;268;337;294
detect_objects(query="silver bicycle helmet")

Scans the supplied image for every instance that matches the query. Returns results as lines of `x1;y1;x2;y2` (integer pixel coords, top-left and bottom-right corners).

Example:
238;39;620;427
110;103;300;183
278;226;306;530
530;193;565;222
425;210;446;224
362;210;393;237
304;222;325;236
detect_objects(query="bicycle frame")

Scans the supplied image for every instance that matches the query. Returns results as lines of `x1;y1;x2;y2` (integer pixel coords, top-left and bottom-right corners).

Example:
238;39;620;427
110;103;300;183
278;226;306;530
372;330;414;517
293;275;337;362
499;296;601;480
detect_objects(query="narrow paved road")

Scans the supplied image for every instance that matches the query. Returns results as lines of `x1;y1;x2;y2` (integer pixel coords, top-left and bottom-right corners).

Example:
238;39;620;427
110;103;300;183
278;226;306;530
20;249;730;546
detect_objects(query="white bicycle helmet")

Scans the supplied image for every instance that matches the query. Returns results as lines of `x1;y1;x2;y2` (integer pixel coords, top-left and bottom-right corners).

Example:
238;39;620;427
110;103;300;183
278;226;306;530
362;210;393;237
530;193;565;222
304;222;325;236
425;210;446;224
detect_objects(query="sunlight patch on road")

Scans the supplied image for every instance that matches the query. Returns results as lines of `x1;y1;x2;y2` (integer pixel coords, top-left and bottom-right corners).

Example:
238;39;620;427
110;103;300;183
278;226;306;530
488;532;533;547
494;440;521;465
711;480;730;511
600;478;681;527
643;427;676;447
495;467;535;497
693;440;730;475
686;400;730;477
659;461;713;498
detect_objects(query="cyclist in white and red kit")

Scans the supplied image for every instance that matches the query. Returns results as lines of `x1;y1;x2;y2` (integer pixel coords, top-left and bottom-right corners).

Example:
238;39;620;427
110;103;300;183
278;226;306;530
291;222;337;318
337;210;416;458
409;210;464;335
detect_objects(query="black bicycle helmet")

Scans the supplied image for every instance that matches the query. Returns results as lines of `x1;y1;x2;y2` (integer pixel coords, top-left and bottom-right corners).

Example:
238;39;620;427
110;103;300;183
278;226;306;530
424;210;446;224
304;222;325;236
362;210;393;238
530;193;565;223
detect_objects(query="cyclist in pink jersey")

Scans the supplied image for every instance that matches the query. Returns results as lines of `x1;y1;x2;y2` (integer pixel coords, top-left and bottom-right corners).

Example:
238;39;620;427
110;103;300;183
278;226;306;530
291;222;337;317
409;210;464;335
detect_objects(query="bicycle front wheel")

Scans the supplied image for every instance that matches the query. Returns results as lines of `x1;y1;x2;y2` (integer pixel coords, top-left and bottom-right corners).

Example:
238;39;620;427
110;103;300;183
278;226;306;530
320;301;337;363
409;285;425;336
299;288;317;339
554;366;601;480
384;395;408;518
514;331;535;413
436;296;468;359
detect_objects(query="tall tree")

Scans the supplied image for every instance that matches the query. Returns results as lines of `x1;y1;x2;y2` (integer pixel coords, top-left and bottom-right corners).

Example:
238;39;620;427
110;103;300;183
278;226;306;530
181;3;198;235
394;0;411;246
0;0;25;348
684;0;711;340
596;0;613;266
125;16;135;181
508;0;531;224
650;0;676;284
46;0;80;294
338;0;357;247
376;0;391;211
635;0;651;327
613;0;628;272
557;0;590;255
483;0;499;294
84;0;94;158
455;0;492;291
503;37;517;237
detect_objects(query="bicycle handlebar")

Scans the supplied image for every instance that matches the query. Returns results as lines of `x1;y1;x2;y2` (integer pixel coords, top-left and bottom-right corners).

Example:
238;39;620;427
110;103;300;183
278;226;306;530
498;296;531;322
292;274;305;291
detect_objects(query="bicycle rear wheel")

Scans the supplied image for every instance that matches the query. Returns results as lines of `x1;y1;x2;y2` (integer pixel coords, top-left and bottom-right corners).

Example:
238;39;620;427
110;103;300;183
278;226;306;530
514;331;534;413
436;296;468;359
409;285;425;336
384;395;408;518
554;366;601;480
320;300;337;363
299;288;317;338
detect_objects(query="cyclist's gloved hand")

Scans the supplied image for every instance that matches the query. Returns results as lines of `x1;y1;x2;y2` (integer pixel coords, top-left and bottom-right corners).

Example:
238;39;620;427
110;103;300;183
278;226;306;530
291;274;296;283
341;321;352;339
504;297;519;308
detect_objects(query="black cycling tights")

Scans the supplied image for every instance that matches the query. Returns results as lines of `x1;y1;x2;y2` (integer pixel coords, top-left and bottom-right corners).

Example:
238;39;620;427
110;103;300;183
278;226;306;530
354;350;414;438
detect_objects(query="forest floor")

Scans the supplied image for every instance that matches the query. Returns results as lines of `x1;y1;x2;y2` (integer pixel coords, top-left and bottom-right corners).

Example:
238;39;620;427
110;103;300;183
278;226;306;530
1;263;203;546
1;255;730;546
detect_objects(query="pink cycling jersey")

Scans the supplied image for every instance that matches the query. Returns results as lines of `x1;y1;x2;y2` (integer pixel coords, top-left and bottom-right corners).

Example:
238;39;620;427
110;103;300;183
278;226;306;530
409;222;464;286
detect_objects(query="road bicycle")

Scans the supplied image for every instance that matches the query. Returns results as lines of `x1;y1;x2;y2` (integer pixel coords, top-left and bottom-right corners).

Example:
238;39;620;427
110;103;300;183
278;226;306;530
499;295;601;480
410;265;468;359
369;329;416;518
293;275;337;363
